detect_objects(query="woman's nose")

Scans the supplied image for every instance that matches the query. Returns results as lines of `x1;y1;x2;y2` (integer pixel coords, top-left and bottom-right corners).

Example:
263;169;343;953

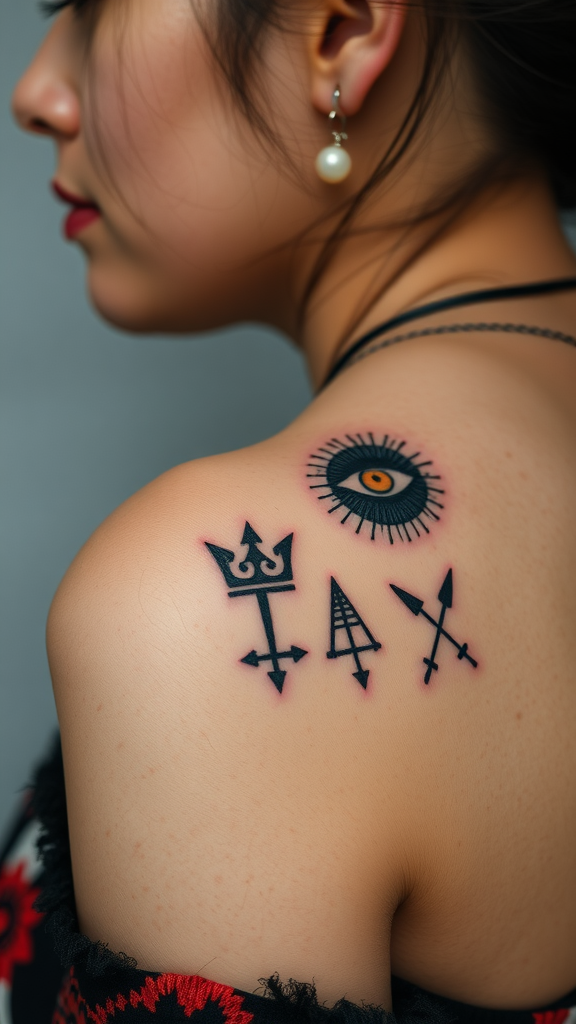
12;15;81;140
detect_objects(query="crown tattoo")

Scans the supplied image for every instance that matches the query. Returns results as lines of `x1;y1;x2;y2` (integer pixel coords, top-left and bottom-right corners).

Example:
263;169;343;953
206;522;294;591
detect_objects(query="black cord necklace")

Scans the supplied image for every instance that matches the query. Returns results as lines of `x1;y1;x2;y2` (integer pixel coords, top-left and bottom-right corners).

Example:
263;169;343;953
321;277;576;389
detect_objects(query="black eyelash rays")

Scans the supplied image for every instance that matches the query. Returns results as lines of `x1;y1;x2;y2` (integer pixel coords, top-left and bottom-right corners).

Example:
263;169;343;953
307;433;444;542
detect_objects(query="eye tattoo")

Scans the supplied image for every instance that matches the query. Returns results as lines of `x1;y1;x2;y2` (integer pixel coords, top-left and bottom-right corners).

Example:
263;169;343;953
307;433;444;542
205;523;308;693
390;569;478;684
327;577;382;688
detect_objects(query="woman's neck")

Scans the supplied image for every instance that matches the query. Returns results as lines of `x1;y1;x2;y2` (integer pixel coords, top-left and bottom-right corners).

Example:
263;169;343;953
299;176;576;390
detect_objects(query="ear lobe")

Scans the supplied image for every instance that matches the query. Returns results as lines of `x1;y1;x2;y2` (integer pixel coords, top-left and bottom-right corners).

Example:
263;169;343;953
310;0;406;117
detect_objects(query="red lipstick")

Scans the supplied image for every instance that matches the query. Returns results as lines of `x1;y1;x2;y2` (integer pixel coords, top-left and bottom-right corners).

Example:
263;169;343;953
51;181;101;240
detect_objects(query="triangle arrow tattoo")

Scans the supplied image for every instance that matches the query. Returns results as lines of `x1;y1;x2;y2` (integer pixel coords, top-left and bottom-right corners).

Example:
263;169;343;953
326;577;382;688
390;569;477;684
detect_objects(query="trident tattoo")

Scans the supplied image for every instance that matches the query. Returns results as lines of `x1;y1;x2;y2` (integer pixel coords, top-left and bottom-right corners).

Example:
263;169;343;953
206;523;307;693
390;569;478;684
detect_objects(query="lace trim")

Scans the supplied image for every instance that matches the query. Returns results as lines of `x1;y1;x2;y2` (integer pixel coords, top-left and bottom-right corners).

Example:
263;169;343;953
259;976;448;1024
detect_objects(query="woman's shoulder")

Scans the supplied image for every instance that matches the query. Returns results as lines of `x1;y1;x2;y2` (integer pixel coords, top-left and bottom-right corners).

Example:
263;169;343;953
46;329;576;831
47;327;576;725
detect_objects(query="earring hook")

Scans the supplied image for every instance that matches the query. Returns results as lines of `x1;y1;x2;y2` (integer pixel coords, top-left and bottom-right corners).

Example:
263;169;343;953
328;86;347;145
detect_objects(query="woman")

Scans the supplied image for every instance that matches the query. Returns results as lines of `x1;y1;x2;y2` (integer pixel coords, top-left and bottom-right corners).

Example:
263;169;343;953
4;0;576;1020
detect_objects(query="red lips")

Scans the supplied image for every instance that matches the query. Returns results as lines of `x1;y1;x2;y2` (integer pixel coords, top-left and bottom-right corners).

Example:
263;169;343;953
51;180;101;240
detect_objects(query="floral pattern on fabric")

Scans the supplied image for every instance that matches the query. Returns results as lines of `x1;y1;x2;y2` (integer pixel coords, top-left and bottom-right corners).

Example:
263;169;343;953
0;860;42;985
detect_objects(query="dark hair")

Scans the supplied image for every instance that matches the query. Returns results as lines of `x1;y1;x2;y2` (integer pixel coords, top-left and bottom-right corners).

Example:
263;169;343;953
198;1;576;332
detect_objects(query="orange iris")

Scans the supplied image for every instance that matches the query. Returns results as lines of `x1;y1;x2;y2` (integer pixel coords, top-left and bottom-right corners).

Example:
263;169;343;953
360;470;393;493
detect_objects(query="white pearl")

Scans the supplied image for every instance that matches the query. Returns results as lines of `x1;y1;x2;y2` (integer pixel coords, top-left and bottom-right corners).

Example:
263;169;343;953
315;145;352;183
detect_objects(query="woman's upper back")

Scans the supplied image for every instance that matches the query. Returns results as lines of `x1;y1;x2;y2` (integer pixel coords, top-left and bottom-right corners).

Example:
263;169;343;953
46;313;576;1012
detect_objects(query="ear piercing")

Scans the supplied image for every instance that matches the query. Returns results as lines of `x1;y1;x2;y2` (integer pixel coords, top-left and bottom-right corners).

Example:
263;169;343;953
315;86;352;184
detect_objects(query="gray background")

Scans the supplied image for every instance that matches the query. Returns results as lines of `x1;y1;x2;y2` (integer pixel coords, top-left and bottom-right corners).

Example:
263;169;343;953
0;3;311;834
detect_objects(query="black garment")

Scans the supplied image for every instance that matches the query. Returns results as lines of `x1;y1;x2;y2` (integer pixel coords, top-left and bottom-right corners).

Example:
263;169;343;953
2;738;576;1023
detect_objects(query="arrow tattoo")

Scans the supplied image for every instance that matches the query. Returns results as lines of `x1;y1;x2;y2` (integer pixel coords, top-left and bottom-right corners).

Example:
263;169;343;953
390;568;477;684
326;577;382;688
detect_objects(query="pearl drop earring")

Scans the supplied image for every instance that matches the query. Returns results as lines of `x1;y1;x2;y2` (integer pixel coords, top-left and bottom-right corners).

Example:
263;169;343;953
315;86;352;184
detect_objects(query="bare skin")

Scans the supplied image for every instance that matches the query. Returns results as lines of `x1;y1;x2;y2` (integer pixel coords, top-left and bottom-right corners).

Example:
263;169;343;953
12;0;576;1011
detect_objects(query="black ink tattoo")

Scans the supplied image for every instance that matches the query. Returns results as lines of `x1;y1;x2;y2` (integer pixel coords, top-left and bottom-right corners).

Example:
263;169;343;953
206;523;307;693
326;577;382;688
390;569;478;684
307;434;443;542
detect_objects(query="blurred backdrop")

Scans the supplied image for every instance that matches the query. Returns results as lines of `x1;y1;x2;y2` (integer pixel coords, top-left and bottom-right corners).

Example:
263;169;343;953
0;2;311;834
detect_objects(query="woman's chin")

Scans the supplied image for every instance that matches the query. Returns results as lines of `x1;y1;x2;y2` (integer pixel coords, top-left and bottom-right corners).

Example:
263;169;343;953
89;291;159;333
87;265;188;334
84;250;260;335
87;270;248;336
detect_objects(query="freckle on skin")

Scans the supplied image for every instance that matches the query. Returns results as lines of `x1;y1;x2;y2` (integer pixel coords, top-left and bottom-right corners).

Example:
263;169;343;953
96;703;103;712
516;711;523;720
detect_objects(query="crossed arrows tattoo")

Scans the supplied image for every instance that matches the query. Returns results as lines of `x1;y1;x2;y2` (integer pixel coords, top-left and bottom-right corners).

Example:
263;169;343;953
390;569;478;684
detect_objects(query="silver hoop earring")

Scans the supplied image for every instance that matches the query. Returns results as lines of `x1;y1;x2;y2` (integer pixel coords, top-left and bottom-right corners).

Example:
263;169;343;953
315;86;352;184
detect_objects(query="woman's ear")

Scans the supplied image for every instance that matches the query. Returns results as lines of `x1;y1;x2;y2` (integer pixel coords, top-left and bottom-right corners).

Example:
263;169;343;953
308;0;406;116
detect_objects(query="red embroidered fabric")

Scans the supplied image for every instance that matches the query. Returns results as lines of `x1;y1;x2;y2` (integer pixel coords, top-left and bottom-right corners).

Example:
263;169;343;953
52;965;257;1024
